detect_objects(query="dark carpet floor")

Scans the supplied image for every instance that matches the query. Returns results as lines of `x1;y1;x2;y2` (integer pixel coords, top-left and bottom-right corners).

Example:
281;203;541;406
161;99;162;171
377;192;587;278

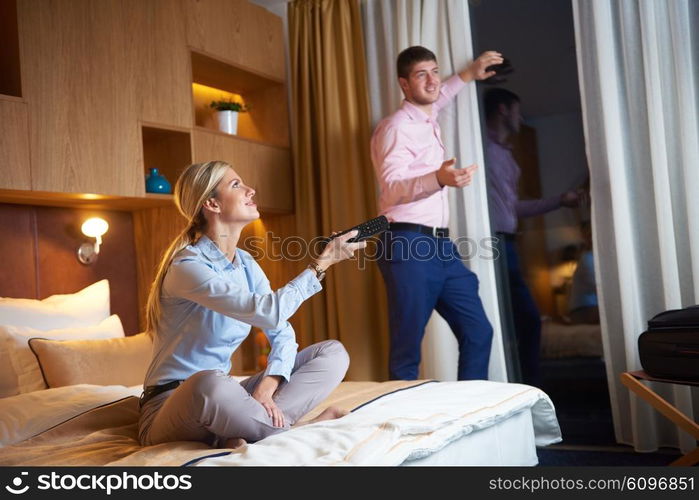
536;357;682;466
537;447;680;466
539;357;616;446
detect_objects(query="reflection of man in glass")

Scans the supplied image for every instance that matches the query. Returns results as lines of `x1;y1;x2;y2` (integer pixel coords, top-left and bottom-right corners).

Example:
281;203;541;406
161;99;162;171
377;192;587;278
483;88;581;386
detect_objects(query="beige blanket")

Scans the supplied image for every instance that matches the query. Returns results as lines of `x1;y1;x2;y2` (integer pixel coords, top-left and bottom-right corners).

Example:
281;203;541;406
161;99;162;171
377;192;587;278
0;380;426;466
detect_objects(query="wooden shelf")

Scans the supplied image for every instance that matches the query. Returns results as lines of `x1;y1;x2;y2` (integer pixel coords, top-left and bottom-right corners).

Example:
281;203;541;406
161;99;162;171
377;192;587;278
0;0;22;98
0;94;24;104
191;49;283;94
144;193;173;201
142;125;192;195
192;126;288;151
0;189;175;212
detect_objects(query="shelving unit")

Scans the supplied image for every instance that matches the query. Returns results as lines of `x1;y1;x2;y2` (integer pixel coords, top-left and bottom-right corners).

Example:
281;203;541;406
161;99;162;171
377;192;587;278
141;124;192;198
0;0;22;98
187;48;293;214
191;49;289;148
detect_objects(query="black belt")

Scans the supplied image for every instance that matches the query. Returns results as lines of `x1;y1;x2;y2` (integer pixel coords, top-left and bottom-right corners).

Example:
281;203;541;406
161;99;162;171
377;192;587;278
139;380;183;408
496;232;516;242
388;222;449;238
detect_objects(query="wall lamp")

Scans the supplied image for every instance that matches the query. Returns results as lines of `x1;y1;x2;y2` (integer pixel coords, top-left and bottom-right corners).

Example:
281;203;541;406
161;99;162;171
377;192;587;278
77;217;109;265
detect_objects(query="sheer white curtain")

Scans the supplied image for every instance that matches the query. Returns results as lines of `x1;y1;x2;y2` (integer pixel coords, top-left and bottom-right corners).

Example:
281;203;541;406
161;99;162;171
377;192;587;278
573;0;699;453
361;0;507;381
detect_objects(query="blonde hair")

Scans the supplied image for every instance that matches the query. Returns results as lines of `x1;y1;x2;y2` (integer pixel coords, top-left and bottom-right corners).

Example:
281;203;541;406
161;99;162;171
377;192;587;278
145;161;231;337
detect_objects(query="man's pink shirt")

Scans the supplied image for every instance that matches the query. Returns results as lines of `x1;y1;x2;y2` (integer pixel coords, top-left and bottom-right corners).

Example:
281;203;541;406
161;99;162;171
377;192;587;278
370;75;466;228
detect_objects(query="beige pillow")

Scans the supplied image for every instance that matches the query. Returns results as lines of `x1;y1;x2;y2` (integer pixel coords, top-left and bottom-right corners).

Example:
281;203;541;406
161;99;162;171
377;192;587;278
1;315;125;397
28;333;152;389
0;280;111;398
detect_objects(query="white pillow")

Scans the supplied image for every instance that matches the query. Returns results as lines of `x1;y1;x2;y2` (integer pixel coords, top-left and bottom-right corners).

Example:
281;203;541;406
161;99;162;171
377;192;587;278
0;280;110;331
0;315;124;397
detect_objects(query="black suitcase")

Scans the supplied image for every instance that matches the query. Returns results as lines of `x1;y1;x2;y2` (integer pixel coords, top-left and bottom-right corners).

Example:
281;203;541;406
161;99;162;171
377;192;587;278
638;305;699;380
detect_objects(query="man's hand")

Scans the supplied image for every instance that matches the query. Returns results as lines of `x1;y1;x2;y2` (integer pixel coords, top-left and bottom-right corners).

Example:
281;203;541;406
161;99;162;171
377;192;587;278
460;51;504;82
252;375;285;428
560;190;582;208
436;159;478;188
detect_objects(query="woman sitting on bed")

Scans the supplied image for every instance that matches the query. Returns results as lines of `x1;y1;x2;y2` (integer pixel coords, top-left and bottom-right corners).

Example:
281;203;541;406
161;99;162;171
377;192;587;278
138;160;365;449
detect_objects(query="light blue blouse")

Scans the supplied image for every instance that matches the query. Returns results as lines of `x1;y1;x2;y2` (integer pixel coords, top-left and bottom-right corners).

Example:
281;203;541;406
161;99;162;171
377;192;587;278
143;235;322;387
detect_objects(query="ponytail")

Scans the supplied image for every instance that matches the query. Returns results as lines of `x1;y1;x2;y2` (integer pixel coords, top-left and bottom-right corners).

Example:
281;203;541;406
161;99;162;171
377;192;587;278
144;161;231;337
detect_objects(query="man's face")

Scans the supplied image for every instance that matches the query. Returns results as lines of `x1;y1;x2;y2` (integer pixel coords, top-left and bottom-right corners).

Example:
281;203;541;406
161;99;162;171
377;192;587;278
399;60;441;106
505;101;522;134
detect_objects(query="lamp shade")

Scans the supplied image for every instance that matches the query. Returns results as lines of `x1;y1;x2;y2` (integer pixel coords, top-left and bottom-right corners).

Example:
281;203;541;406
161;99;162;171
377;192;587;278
81;217;109;238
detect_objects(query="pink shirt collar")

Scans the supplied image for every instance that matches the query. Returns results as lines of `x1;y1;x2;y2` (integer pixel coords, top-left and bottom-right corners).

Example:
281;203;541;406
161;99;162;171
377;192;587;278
401;99;437;122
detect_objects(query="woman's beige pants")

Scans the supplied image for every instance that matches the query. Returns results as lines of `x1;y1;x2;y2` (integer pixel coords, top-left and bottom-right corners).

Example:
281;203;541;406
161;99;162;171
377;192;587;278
138;340;349;446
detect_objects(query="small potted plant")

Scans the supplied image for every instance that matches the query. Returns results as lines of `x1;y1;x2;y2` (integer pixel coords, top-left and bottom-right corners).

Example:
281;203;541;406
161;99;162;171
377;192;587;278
210;98;249;135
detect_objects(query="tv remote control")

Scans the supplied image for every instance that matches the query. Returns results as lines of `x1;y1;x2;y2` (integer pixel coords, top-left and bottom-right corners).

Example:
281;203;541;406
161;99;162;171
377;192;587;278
321;215;389;247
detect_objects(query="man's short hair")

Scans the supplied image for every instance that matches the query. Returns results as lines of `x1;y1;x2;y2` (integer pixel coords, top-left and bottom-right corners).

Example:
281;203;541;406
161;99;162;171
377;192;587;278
484;88;520;119
396;46;437;79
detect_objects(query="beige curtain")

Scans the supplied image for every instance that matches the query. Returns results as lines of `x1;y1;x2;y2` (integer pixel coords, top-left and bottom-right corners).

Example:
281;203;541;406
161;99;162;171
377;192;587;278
288;0;388;380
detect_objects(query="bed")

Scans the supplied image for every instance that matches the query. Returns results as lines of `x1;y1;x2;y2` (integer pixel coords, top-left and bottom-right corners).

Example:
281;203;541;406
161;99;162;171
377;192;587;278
0;378;561;466
0;280;561;466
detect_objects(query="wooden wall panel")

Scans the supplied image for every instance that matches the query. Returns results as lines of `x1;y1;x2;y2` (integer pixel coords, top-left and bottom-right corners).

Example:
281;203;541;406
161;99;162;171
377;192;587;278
0;203;140;335
192;127;254;184
12;0;288;200
253;144;293;213
245;84;290;148
18;0;142;197
35;207;140;334
0;204;37;298
184;0;285;81
192;128;292;213
132;206;186;330
512;125;554;315
0;97;31;190
133;0;192;129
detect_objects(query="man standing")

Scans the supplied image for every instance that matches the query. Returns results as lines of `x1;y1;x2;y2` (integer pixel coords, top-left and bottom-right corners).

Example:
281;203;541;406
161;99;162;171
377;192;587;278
371;46;503;380
483;87;581;386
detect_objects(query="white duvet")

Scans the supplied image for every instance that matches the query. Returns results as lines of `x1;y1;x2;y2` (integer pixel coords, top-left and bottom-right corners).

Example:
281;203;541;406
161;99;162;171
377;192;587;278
191;381;562;466
0;380;561;466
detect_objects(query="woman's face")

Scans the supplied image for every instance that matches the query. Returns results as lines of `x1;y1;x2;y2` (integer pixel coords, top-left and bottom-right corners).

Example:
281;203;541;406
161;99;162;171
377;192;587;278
212;167;259;224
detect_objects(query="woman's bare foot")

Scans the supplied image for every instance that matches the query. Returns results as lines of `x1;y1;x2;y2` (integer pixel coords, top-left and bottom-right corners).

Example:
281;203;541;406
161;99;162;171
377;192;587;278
222;437;247;449
307;406;349;424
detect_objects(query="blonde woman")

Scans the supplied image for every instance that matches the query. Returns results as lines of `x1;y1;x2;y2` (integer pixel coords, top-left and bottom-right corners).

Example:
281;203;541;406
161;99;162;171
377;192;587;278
138;161;364;449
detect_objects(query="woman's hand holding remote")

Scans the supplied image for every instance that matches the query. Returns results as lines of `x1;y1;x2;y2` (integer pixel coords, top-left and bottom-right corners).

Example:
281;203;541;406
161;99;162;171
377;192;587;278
314;230;367;271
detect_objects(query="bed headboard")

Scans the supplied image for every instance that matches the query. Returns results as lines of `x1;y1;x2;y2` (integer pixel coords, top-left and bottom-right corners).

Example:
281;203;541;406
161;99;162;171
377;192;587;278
0;203;139;334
